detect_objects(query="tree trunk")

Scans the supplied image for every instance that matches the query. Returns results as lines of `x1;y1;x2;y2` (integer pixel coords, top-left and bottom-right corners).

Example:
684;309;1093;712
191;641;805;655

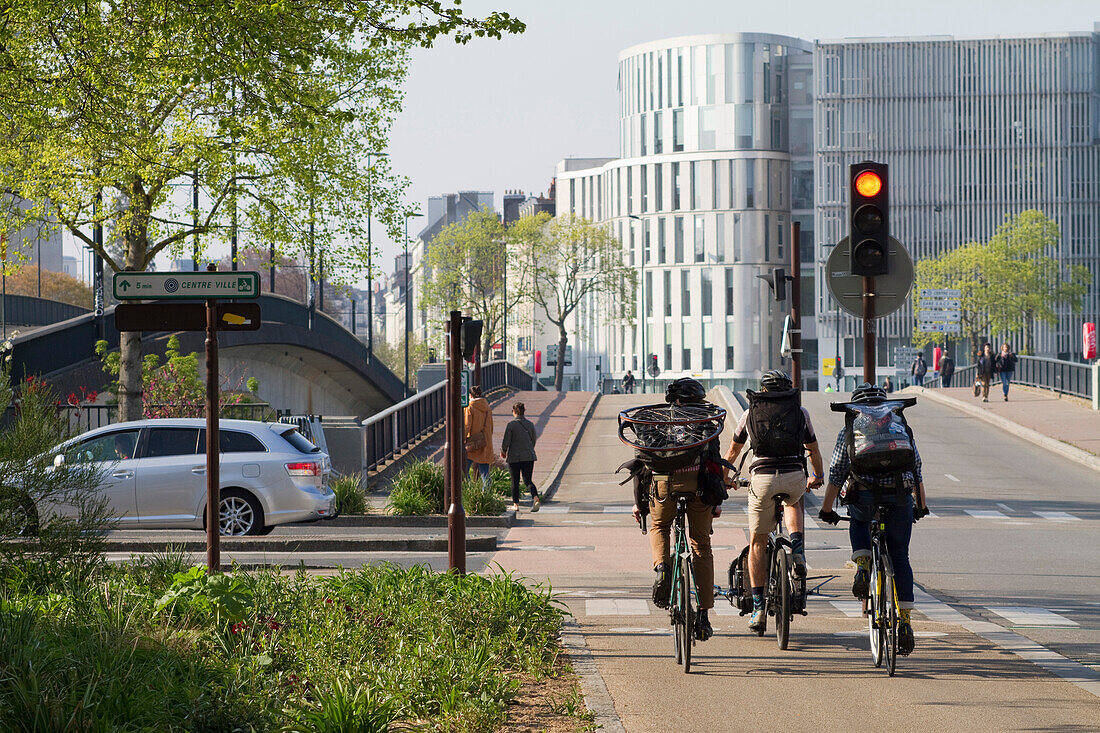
118;331;144;421
553;327;567;392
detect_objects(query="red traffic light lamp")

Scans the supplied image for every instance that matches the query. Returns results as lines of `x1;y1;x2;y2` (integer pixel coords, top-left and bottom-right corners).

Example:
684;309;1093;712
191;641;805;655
849;162;889;277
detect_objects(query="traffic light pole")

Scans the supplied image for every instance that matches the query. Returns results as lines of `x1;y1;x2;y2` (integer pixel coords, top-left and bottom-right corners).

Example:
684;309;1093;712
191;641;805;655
790;221;802;389
445;310;466;575
862;276;876;383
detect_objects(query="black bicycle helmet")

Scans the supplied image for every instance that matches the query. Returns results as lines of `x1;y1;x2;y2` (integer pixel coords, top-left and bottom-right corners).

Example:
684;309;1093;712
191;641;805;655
851;382;888;403
760;369;793;392
665;377;706;404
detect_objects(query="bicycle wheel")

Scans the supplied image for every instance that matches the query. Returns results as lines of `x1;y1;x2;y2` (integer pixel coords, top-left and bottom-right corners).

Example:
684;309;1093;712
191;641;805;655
868;558;885;667
884;573;898;676
671;554;683;664
775;550;791;650
680;554;693;673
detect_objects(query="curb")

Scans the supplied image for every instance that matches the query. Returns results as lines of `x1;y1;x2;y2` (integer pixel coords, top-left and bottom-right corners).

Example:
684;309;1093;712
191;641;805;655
914;387;1100;475
324;513;514;528
560;618;626;733
104;535;498;553
542;392;601;502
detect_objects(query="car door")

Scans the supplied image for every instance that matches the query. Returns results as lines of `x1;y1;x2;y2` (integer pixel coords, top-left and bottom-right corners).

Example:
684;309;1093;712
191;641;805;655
134;427;203;526
64;428;141;526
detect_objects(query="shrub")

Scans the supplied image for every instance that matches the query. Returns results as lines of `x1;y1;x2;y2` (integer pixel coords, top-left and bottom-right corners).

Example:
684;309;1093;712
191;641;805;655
386;459;444;515
463;469;507;516
330;475;368;515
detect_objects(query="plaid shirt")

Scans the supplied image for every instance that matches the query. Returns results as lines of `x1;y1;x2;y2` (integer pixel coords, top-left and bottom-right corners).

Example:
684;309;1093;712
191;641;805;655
828;427;923;489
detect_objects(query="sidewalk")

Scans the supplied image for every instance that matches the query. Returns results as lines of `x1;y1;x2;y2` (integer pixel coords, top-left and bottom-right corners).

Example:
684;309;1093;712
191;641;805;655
916;384;1100;467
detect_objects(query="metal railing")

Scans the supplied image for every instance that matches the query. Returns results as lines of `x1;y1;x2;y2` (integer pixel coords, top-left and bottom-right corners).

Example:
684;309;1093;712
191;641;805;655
1;401;281;436
361;360;540;472
922;356;1094;402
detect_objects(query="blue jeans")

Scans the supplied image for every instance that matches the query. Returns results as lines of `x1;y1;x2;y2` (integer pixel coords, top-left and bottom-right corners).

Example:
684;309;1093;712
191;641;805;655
913;374;924;387
467;461;490;483
999;371;1012;397
848;492;915;609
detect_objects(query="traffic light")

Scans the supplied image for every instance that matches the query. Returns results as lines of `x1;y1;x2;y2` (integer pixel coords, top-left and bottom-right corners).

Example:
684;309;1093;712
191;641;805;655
648;354;659;376
756;267;788;302
849;161;889;276
459;318;483;361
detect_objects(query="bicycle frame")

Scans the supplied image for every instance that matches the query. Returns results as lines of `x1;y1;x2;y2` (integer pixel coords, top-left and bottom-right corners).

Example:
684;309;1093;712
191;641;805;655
668;494;696;672
865;504;900;675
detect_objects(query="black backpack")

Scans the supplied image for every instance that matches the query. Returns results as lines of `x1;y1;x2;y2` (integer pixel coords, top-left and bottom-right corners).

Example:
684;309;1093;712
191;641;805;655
744;388;805;459
831;396;917;487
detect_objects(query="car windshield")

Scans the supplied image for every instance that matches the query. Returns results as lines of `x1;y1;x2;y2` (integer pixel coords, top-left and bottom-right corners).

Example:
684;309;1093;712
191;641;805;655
280;428;320;453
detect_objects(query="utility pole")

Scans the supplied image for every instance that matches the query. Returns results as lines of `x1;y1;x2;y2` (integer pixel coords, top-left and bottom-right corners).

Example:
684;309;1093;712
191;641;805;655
445;311;466;574
790;221;802;389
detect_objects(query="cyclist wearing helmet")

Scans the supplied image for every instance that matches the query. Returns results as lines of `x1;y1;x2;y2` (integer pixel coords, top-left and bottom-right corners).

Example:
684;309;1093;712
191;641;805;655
725;369;824;633
631;377;722;640
818;382;929;656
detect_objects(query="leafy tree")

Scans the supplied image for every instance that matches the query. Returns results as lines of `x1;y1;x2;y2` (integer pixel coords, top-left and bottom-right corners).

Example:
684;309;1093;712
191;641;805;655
419;208;523;358
0;1;524;420
512;214;636;391
375;332;434;390
913;210;1091;355
3;267;93;308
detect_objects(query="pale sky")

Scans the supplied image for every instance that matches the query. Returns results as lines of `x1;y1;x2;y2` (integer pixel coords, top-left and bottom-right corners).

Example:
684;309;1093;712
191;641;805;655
374;0;1098;274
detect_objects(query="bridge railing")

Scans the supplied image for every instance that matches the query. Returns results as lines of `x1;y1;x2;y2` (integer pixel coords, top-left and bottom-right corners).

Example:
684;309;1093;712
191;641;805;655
922;356;1096;405
361;360;540;472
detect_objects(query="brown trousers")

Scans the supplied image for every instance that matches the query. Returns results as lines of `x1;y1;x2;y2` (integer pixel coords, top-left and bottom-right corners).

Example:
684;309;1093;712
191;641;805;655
648;474;715;610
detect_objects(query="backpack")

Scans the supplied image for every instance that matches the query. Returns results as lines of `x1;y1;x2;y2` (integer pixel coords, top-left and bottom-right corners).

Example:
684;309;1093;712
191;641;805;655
744;388;805;459
838;399;917;476
913;358;927;377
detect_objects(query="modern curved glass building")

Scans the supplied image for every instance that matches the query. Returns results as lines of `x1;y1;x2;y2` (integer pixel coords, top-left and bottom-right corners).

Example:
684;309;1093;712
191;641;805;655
557;33;814;392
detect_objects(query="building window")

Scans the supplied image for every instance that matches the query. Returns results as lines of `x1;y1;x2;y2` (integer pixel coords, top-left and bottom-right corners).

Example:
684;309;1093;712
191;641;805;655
664;323;673;370
672;162;681;209
681;269;691;316
777;217;784;261
733;213;741;261
654;163;663;210
676;48;684;107
640;113;647;156
699;106;717;150
694;215;705;263
764;214;770;261
735;104;753;148
725;267;734;316
626;166;633;214
645;270;653;317
690;161;698;209
712;160;720;210
726;321;735;369
701;269;712;317
657;216;666;264
716;213;726;262
672;108;684;151
570;179;575;211
744;160;754;208
663;270;672;316
641;165;648;212
654;110;663;154
643;218;651;264
681;321;691;371
674;216;684;263
702;327;713;370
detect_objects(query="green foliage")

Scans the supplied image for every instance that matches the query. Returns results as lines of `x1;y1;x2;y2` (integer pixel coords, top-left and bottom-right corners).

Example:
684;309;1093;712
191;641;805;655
0;561;565;731
913;210;1091;354
154;565;254;625
512;214;637;390
373;333;434;390
386;459;445;515
331;475;369;515
463;469;507;515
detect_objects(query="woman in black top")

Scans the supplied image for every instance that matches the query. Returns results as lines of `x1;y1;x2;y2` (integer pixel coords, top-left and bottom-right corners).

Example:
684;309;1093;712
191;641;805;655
501;402;540;512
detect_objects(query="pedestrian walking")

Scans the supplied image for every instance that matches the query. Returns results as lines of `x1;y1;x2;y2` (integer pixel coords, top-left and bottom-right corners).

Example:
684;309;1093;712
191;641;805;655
910;354;927;387
622;370;636;394
883;376;894;393
463;385;495;483
976;343;995;402
939;352;955;388
994;342;1018;401
501;401;540;513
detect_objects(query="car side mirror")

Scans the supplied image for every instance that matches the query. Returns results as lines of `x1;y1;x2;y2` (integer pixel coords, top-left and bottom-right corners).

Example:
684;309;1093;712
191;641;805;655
54;454;65;468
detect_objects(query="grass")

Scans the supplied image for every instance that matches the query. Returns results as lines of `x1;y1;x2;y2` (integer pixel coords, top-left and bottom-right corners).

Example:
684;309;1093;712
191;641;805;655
330;475;368;515
0;558;568;731
386;460;511;516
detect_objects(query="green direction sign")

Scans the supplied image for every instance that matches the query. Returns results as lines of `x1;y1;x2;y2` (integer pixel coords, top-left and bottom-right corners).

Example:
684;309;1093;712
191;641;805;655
113;272;260;300
460;369;470;407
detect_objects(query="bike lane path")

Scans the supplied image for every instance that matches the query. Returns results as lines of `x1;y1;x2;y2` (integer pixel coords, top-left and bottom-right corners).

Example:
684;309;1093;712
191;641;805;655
487;392;1100;732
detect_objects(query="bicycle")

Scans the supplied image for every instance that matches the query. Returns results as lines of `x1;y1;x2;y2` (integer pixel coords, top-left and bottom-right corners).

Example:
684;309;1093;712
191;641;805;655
831;503;902;676
641;490;700;674
728;485;807;650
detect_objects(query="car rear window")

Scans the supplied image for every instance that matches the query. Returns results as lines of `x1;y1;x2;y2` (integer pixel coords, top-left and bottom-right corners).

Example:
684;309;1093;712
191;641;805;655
144;428;202;458
220;430;267;453
280;429;320;453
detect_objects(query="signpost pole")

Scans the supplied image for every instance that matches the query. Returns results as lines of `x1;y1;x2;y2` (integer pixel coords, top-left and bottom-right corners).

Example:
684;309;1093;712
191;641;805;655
446;310;466;574
790;221;802;389
862;276;876;384
204;270;221;573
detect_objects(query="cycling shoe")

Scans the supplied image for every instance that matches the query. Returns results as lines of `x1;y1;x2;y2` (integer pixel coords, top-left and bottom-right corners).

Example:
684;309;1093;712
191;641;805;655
852;568;870;600
748;608;766;635
651;563;671;609
696;609;713;641
898;622;915;656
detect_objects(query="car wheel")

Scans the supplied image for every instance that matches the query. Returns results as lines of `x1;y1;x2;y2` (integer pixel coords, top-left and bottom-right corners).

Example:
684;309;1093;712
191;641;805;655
218;489;265;536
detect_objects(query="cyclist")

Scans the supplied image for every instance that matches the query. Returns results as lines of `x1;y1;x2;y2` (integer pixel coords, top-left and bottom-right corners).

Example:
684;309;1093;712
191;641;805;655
725;369;824;633
818;382;929;656
630;377;722;641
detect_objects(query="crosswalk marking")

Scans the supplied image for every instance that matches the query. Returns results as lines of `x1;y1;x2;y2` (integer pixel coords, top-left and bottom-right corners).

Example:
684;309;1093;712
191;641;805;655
944;473;960;482
603;505;634;513
537;506;570;513
1033;511;1081;522
985;607;1079;627
996;503;1014;513
829;600;865;618
711;604;742;617
965;509;1008;520
585;599;650;616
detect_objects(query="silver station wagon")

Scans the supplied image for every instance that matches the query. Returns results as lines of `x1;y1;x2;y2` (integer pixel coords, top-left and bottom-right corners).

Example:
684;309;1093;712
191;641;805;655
52;418;336;535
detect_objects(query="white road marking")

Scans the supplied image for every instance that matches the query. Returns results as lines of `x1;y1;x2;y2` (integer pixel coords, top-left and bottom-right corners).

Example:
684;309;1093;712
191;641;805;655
585;599;651;616
561;520;619;525
996;503;1014;513
829;601;866;618
603;505;634;513
965;509;1008;520
1034;511;1081;522
913;588;1100;698
711;604;742;617
985;607;1079;627
944;473;960;482
508;545;594;552
537;506;570;513
833;630;947;638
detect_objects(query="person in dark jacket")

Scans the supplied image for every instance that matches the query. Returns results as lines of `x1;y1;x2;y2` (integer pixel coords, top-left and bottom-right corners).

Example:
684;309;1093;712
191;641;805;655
994;343;1018;401
939;352;955;388
622;370;636;394
501;401;540;513
910;354;928;387
976;343;995;402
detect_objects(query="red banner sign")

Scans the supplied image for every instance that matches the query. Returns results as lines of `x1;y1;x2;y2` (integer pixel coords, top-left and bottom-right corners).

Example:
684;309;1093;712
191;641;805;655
1084;323;1097;361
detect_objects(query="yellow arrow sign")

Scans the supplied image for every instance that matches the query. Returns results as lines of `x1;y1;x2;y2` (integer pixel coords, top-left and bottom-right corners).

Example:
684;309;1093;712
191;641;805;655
221;312;251;326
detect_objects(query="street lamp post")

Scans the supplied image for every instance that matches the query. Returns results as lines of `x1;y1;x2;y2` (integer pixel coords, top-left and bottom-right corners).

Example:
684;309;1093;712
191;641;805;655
403;210;423;397
366;152;388;363
628;214;645;394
